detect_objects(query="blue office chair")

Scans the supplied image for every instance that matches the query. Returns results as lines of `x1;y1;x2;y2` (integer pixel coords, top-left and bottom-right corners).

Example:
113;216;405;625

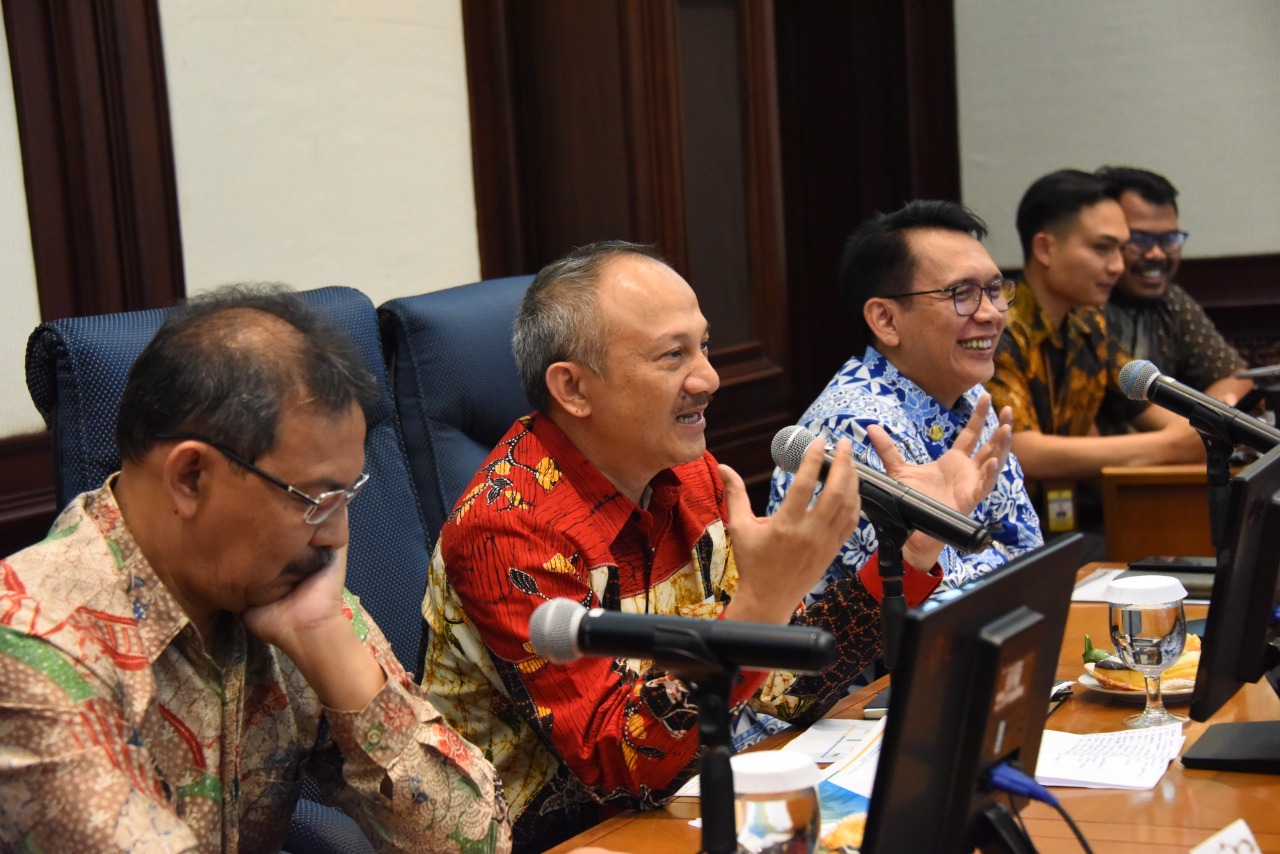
26;286;434;854
379;275;535;542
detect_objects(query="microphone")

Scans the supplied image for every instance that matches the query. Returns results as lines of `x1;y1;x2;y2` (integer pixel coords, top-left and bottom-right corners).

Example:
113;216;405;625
528;598;837;674
1118;360;1280;453
770;425;993;554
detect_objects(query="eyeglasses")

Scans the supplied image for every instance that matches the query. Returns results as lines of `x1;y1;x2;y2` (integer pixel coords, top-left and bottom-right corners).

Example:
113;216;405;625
886;278;1017;317
1125;229;1189;254
156;432;369;525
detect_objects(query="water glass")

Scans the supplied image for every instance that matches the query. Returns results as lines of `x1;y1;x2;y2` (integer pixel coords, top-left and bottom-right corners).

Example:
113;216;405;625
1106;575;1190;728
731;750;821;853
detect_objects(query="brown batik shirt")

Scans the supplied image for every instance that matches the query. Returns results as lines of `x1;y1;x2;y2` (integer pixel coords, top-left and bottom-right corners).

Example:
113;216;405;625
0;482;510;853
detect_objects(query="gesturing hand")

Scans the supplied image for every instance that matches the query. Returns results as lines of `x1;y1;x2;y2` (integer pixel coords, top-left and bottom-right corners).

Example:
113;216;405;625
868;394;1011;517
719;437;862;625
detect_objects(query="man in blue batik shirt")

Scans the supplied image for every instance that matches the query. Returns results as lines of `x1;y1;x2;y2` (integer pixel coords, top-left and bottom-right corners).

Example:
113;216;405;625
770;200;1042;604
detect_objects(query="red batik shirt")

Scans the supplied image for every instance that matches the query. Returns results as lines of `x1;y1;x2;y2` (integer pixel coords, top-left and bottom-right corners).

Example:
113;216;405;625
421;413;937;852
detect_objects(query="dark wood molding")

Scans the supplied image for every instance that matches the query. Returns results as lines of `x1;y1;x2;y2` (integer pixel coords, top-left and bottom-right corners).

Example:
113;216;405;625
774;2;961;409
619;0;687;266
461;0;526;279
461;0;793;488
739;0;788;363
3;0;185;321
1177;254;1280;314
0;432;56;556
902;0;960;201
1177;254;1280;362
1;0;185;554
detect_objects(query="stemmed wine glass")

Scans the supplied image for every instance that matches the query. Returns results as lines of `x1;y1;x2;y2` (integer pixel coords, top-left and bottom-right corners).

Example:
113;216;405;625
1106;575;1190;728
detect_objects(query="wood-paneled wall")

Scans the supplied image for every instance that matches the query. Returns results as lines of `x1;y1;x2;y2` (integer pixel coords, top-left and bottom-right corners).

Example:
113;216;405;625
2;0;1277;554
0;0;182;555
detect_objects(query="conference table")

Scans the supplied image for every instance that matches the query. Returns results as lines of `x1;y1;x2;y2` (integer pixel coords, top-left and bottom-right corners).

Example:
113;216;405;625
548;565;1280;853
1100;464;1217;562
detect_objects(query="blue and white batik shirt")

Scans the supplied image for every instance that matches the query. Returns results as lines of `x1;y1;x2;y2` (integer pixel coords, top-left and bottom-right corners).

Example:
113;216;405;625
768;346;1042;605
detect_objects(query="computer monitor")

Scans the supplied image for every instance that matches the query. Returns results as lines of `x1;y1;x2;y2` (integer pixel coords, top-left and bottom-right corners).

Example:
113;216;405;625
860;532;1084;854
1183;443;1280;773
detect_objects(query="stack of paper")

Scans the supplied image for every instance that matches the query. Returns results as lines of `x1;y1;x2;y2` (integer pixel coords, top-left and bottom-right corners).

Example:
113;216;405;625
680;717;886;833
1034;723;1185;789
813;717;885;827
673;718;884;798
784;717;885;767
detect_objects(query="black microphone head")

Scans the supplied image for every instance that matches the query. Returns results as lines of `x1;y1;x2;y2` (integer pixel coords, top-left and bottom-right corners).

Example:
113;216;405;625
772;425;820;474
1118;359;1160;402
529;598;586;664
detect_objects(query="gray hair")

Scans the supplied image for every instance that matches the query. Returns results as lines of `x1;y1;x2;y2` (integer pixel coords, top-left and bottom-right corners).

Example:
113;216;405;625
513;240;665;410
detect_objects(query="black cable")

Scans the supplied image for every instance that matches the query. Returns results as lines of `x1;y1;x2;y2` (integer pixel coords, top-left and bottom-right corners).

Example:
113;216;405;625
1005;791;1030;838
1050;800;1095;854
987;761;1096;854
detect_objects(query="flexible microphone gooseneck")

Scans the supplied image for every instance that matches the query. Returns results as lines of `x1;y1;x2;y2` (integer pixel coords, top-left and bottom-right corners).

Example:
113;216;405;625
770;425;992;553
1118;359;1280;453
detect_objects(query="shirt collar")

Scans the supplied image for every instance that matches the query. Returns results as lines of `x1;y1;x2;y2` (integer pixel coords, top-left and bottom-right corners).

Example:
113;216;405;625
89;478;196;662
863;345;977;424
1014;279;1102;349
527;413;685;544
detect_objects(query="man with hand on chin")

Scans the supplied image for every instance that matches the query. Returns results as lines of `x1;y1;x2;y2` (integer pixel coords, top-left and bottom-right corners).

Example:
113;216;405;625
770;200;1042;602
0;286;509;852
420;241;1012;852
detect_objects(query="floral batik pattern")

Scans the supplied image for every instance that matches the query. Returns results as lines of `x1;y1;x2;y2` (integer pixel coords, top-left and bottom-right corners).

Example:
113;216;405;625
988;281;1147;438
0;483;510;853
421;413;888;853
769;346;1043;599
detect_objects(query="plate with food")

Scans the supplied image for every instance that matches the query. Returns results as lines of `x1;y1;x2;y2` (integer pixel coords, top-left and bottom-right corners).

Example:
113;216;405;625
1076;632;1199;702
1076;672;1195;702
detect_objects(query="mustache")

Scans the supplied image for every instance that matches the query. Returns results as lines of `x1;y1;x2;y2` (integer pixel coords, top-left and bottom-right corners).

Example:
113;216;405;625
686;391;716;409
678;393;714;414
284;547;335;579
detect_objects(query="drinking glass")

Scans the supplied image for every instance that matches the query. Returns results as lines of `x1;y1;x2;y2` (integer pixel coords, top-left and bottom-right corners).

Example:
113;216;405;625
730;750;821;853
1106;575;1189;728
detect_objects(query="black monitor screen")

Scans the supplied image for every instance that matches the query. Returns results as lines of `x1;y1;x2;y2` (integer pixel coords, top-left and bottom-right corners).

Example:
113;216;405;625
861;533;1084;854
1183;443;1280;772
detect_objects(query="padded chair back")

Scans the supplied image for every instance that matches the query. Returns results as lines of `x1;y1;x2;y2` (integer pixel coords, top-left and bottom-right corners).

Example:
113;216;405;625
379;275;534;543
25;286;433;672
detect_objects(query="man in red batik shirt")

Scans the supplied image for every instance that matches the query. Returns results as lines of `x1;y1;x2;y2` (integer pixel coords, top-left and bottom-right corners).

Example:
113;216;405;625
420;241;1012;852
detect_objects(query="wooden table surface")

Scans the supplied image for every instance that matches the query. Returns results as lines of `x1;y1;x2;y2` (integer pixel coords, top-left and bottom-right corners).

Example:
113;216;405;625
548;566;1280;853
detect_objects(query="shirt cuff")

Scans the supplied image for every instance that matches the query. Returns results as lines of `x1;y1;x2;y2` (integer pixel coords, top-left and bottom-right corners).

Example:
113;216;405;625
856;551;942;607
325;665;426;764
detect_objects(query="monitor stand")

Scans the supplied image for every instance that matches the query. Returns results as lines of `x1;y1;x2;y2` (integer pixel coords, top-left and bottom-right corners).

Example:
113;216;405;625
1181;721;1280;774
1183;659;1280;775
974;802;1038;854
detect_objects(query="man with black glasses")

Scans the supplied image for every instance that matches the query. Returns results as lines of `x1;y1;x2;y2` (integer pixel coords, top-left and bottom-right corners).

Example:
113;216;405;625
0;285;511;852
769;200;1043;603
1096;165;1251;427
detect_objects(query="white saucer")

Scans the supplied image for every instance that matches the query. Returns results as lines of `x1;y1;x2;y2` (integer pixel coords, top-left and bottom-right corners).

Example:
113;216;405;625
1077;673;1195;703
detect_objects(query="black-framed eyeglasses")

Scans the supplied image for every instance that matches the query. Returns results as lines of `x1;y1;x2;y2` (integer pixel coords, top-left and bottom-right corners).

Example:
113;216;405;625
886;277;1016;317
1125;229;1189;254
156;432;369;525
